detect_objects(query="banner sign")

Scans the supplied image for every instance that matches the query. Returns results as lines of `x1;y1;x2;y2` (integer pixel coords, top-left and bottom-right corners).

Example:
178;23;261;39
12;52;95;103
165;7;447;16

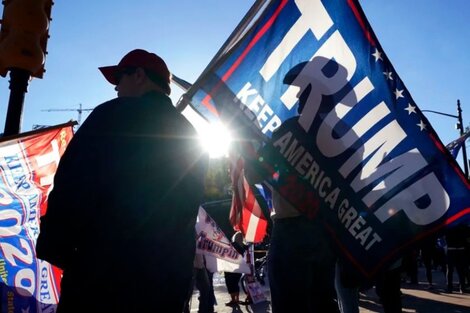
196;206;251;274
0;124;74;313
185;0;470;277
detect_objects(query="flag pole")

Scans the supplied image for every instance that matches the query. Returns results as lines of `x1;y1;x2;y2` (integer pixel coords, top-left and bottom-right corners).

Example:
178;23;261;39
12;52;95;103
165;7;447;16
183;0;273;99
422;101;469;178
456;100;469;177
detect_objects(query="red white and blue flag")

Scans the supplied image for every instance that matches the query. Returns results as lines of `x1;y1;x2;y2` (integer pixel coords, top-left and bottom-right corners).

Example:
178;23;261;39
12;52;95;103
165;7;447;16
0;123;74;313
446;129;470;158
180;0;470;277
172;76;269;244
229;155;268;243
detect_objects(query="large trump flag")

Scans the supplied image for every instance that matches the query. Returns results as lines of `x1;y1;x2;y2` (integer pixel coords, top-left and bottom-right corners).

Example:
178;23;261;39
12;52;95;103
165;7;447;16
179;0;470;278
0;123;74;313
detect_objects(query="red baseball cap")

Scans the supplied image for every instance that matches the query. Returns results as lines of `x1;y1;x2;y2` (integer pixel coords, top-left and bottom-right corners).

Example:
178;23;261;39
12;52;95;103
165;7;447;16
99;49;171;95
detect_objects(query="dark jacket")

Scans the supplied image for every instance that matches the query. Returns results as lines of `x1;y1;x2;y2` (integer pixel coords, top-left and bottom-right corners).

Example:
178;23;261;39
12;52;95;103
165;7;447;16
36;91;208;312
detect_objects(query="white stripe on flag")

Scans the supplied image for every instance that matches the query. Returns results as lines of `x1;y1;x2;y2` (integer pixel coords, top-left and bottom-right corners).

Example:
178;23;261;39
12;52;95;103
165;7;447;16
245;213;260;242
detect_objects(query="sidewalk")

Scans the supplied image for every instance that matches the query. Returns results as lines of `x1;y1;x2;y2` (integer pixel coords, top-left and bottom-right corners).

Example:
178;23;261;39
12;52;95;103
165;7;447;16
189;273;271;313
189;266;470;312
359;266;470;313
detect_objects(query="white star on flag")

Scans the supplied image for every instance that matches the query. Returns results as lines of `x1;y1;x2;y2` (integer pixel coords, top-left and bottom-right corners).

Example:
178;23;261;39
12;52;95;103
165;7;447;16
417;120;427;131
383;70;393;80
372;48;383;62
394;88;404;99
404;103;417;115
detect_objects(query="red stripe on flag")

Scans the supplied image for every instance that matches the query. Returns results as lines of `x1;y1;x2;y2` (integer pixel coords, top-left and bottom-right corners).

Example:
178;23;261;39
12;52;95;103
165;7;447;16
201;96;220;118
229;157;244;228
229;155;268;243
347;0;376;47
201;0;289;113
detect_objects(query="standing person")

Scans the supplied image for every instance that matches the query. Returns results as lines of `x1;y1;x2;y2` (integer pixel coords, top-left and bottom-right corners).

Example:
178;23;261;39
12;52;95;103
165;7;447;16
265;187;338;313
36;49;208;313
464;226;470;288
375;258;403;313
445;225;469;293
187;253;216;313
420;235;437;289
402;249;418;284
224;231;249;306
255;62;339;313
335;261;361;313
435;236;448;274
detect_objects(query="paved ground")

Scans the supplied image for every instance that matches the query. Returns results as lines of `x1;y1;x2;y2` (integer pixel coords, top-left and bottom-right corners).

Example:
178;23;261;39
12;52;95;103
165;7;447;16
189;265;470;312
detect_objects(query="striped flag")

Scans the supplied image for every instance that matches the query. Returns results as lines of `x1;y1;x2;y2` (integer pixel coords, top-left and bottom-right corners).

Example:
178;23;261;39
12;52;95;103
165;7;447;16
255;183;273;213
182;0;470;277
0;122;75;313
229;155;268;243
446;130;470;158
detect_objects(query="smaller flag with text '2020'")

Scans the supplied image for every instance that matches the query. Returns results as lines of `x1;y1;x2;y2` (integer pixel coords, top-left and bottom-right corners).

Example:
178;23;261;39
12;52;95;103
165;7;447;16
0;123;75;313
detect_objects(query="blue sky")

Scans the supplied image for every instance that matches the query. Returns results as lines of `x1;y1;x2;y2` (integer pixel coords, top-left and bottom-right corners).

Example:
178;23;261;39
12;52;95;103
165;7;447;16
0;0;469;164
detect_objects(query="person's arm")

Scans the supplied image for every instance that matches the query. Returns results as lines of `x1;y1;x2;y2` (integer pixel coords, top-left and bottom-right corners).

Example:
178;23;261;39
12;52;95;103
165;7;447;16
36;104;108;269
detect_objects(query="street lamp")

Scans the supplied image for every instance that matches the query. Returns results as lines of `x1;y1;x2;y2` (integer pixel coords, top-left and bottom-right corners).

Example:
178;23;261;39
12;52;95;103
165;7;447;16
421;99;468;177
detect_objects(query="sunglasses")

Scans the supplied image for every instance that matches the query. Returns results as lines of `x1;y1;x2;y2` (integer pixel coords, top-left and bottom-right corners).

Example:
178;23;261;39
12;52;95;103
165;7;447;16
114;67;137;84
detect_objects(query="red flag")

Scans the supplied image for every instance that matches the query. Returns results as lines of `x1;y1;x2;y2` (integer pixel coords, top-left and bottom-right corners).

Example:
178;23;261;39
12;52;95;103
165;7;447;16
229;155;268;243
0;122;75;311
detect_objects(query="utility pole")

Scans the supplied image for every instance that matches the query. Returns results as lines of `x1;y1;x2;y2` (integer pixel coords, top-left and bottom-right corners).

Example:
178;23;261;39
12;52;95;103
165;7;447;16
3;68;29;135
0;0;54;136
422;100;468;177
456;100;469;177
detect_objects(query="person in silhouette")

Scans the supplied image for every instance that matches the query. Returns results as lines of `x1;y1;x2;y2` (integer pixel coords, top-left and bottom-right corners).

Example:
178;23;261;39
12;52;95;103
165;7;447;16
257;62;339;313
445;225;469;293
224;231;249;306
36;49;208;313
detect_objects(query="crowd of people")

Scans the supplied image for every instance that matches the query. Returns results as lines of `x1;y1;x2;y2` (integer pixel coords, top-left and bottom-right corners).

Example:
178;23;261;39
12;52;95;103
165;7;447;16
186;227;470;313
402;225;470;294
34;49;469;313
187;226;470;313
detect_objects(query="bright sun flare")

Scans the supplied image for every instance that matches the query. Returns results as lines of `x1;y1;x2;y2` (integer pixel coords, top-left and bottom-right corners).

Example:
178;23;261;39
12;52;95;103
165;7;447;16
198;122;232;158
